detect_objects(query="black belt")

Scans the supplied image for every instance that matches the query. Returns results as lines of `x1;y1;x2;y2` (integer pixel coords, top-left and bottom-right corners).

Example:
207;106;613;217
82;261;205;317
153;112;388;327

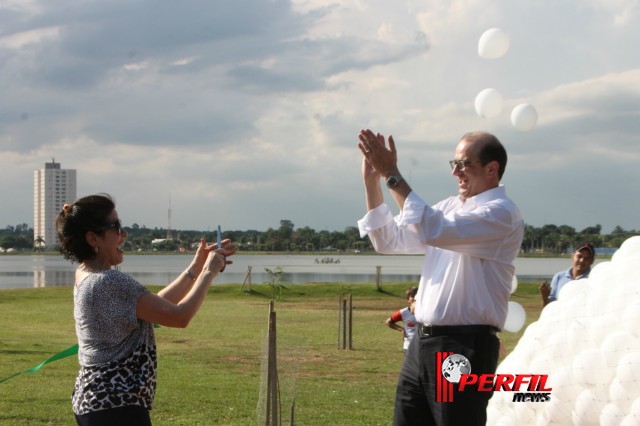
417;323;498;337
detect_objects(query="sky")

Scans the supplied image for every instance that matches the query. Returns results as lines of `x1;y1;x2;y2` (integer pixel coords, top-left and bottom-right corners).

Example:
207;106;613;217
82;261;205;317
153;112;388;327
1;0;639;234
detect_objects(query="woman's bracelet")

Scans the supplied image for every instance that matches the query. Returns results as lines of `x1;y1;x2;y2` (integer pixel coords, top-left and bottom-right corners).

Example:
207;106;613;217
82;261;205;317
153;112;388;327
185;269;197;281
219;255;226;273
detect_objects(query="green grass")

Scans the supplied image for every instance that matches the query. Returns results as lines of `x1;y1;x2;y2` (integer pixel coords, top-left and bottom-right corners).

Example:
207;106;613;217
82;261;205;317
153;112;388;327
0;281;542;425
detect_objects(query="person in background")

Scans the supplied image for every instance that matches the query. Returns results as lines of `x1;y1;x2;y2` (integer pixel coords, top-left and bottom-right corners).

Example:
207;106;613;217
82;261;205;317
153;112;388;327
386;286;418;355
357;129;524;426
56;193;236;426
539;242;595;307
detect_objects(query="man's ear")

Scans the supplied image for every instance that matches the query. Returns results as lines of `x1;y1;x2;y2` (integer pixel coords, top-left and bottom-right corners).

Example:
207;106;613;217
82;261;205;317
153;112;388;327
486;160;499;178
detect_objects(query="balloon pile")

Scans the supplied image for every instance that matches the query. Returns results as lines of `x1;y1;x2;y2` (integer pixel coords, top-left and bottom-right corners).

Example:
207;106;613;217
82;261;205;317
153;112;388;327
487;236;640;425
475;28;538;132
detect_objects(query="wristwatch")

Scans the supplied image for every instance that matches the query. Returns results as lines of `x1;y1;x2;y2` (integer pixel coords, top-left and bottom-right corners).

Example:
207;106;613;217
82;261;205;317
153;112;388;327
386;175;403;188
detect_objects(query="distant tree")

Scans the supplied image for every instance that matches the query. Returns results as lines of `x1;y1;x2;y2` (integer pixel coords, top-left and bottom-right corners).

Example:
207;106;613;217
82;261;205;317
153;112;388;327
580;224;602;235
278;220;294;250
521;225;534;253
0;235;31;250
34;235;45;251
611;225;626;235
318;230;332;250
152;239;180;252
279;220;294;233
263;227;280;251
541;224;559;253
294;226;319;251
558;225;576;238
343;226;362;251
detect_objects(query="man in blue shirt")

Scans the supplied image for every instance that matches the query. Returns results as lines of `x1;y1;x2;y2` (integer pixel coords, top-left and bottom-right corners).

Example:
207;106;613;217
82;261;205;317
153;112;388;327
540;242;595;306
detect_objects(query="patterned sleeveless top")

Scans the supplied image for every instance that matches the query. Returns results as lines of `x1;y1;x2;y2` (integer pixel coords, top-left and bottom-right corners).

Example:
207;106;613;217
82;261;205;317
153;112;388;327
72;270;156;415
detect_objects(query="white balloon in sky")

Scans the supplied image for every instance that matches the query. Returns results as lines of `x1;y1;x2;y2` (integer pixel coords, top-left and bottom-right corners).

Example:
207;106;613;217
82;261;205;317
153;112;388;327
478;28;510;59
474;88;503;118
511;103;538;131
503;301;526;333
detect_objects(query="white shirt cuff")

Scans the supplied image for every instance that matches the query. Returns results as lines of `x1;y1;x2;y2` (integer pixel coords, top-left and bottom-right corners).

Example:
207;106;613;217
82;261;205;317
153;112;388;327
357;203;393;237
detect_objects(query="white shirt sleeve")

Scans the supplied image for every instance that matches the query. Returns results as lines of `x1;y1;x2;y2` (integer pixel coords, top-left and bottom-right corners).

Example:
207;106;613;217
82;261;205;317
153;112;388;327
357;192;432;255
358;188;523;262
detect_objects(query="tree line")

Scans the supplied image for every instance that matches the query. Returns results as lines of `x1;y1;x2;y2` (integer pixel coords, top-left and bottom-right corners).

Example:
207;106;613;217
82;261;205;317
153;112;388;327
1;220;638;254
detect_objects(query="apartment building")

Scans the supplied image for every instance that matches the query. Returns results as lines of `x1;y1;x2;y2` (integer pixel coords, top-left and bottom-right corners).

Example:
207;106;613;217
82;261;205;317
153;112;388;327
34;159;77;247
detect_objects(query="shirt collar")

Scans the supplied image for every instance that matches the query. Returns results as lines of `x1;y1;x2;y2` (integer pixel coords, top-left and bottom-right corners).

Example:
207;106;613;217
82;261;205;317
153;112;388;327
571;267;591;280
458;185;506;210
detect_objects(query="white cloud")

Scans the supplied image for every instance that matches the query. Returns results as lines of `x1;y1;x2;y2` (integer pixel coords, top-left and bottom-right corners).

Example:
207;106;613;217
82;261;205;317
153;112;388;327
0;26;59;49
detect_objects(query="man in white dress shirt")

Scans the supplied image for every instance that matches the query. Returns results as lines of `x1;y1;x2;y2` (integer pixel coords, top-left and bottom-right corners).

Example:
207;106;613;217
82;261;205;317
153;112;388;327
357;129;524;426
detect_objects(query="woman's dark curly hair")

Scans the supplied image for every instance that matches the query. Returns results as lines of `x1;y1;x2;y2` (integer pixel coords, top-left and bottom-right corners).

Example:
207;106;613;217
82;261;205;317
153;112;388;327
56;194;116;263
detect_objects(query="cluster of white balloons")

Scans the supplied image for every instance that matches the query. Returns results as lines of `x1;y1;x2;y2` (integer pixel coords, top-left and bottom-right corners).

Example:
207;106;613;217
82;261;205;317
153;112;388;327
475;28;538;132
487;236;640;425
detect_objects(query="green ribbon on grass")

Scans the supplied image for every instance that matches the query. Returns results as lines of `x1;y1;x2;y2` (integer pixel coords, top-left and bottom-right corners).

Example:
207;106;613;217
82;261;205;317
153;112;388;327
1;325;160;384
0;344;79;384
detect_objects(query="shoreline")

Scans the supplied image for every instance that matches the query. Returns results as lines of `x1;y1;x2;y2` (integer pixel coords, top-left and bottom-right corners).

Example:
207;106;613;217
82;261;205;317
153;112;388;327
0;250;613;260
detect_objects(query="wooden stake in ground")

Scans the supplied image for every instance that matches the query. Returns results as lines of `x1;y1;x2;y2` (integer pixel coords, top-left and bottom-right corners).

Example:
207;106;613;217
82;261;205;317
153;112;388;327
264;300;280;425
337;294;353;350
241;265;253;292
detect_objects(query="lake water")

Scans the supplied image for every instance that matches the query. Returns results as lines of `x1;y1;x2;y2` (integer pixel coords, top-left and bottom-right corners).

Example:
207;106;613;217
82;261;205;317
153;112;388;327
0;254;604;290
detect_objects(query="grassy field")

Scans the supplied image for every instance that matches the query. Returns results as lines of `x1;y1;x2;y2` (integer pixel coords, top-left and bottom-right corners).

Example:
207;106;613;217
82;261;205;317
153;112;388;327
0;281;542;425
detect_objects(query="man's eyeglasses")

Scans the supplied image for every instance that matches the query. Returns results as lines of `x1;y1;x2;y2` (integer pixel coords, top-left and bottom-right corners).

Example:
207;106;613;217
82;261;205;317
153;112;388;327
96;219;122;235
449;159;481;170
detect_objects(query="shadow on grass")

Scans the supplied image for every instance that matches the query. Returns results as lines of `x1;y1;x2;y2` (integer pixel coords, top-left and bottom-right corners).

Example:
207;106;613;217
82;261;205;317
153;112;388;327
242;289;269;298
375;287;403;298
241;286;302;299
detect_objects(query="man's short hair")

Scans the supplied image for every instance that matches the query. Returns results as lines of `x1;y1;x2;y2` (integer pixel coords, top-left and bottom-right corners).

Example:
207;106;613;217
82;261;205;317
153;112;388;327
462;132;508;180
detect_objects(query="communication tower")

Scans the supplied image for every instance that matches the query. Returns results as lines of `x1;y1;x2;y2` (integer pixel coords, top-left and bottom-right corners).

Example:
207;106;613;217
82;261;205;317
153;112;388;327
167;193;173;240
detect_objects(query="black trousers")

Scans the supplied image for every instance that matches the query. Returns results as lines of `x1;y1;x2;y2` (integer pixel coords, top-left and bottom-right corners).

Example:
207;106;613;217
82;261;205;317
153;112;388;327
393;330;500;426
75;405;152;426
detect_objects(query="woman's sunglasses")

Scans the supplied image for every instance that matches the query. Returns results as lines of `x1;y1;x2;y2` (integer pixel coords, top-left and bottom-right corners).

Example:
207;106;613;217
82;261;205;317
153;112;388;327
95;219;122;235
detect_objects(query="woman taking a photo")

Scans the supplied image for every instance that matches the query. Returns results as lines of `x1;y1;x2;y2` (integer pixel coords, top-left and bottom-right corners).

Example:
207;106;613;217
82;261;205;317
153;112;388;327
56;193;235;425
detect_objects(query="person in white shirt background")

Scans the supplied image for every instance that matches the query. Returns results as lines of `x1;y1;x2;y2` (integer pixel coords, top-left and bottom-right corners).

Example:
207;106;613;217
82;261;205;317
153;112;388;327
357;129;524;426
385;286;418;355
